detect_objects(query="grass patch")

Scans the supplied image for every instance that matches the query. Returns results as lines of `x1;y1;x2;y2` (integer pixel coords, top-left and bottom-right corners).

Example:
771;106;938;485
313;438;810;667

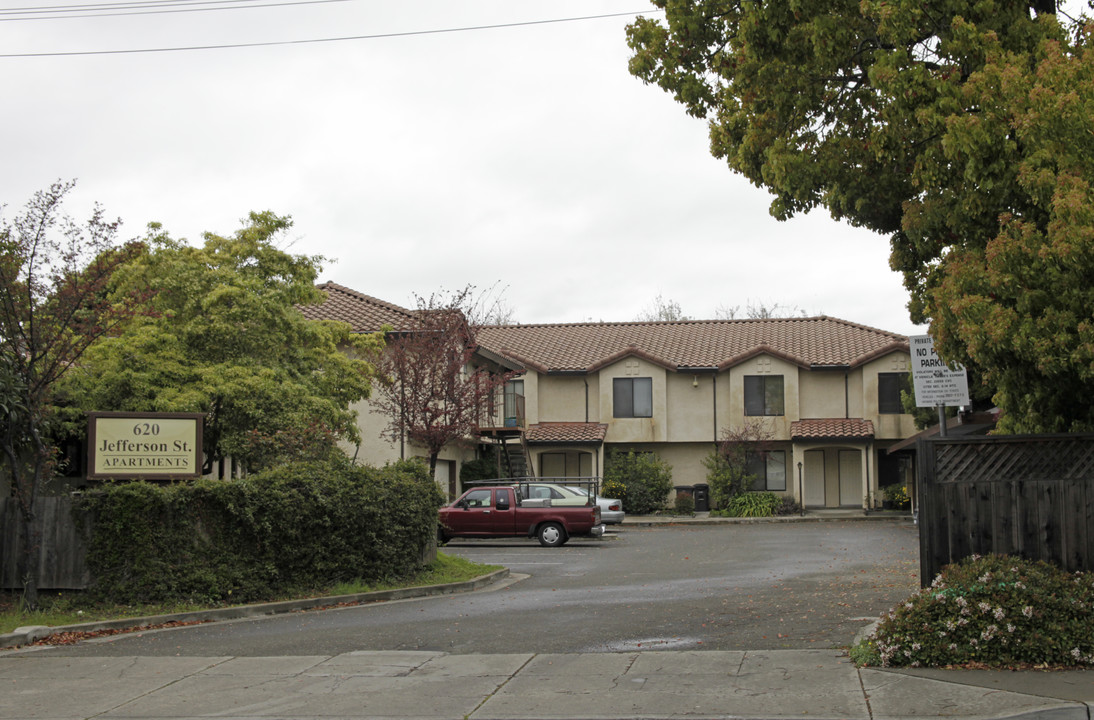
1;552;500;635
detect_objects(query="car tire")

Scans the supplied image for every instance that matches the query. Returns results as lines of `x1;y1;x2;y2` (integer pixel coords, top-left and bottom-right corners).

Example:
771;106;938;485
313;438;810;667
537;522;566;547
437;527;449;546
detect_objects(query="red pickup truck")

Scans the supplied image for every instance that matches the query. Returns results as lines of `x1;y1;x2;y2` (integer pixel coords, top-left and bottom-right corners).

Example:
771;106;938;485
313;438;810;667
438;486;605;547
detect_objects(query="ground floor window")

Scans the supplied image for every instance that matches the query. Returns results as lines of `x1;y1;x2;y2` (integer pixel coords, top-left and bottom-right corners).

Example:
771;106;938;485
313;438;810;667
748;449;787;491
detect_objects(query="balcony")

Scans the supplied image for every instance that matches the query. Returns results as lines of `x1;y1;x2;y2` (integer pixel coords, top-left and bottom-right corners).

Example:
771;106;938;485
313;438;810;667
478;391;525;437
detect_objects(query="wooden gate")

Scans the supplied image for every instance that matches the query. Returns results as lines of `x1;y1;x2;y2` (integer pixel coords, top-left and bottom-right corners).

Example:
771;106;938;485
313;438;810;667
917;434;1094;586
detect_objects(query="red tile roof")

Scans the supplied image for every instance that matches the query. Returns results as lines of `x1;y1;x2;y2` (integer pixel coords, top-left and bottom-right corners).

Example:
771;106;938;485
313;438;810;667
299;285;910;373
297;282;418;332
791;419;875;441
525;422;609;444
475;317;908;374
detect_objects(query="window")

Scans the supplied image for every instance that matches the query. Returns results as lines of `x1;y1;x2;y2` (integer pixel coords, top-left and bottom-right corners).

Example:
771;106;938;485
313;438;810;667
878;373;909;414
462;489;492;508
744;376;784;416
504;380;525;426
747;450;787;491
613;377;653;418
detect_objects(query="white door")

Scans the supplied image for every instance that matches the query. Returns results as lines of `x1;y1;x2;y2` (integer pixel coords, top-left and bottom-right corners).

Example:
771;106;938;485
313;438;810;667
804;450;826;506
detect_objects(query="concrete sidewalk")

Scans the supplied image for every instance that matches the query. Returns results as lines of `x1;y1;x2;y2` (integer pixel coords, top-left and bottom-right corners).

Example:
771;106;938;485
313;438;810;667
2;648;1091;719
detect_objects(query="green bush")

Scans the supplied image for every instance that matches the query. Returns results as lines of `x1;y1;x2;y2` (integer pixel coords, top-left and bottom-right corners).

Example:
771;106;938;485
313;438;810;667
773;495;802;516
853;554;1094;668
702;449;754;510
673;491;695;515
79;459;445;606
603;449;672;514
460;449;500;485
882;484;911;509
725;491;780;517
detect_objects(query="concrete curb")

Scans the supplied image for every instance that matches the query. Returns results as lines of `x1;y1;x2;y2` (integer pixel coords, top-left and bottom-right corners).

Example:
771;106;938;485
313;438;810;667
0;567;510;650
621;511;914;526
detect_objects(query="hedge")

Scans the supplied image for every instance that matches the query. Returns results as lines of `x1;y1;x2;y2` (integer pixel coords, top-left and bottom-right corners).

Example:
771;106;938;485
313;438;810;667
78;459;445;605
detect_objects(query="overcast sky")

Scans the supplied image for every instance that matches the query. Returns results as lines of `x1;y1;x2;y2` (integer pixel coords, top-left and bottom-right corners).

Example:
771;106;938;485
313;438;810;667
3;0;926;336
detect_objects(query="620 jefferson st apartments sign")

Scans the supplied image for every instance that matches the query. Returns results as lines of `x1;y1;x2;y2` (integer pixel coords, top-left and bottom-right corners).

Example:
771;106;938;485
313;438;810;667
89;412;203;479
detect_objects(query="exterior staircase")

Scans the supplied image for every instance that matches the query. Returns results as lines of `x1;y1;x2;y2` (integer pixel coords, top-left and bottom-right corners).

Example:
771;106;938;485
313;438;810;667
498;435;531;479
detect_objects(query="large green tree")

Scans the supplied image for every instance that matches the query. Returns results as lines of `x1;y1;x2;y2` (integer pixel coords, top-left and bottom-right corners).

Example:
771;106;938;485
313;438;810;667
60;212;381;473
628;1;1094;432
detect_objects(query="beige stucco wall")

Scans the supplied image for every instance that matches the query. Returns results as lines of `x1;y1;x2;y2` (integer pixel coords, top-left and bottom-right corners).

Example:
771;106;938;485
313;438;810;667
342;398;472;493
536;374;591;423
666;372;717;443
798;369;850;419
600;357;667;443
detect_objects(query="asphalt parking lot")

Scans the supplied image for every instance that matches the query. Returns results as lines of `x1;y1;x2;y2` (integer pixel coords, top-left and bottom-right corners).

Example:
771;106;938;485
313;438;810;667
20;521;922;657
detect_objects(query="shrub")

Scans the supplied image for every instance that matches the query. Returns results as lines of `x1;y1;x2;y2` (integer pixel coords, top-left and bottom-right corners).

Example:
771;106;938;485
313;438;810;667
853;554;1094;668
79;459;445;606
603;449;672;515
773;495;801;516
460;448;500;484
882;484;911;509
725;491;780;517
702;450;753;510
601;477;627;501
704;420;775;510
673;491;695;515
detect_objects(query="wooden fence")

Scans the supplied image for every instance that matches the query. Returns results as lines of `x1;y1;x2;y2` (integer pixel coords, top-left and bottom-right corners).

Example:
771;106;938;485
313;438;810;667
1;497;92;590
917;433;1094;586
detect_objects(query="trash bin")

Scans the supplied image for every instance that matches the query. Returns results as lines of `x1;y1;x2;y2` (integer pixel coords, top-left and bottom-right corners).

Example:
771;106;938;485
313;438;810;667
692;483;710;512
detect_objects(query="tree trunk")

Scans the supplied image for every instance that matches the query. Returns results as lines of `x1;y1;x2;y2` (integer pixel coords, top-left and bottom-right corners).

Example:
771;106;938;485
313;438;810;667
17;499;40;610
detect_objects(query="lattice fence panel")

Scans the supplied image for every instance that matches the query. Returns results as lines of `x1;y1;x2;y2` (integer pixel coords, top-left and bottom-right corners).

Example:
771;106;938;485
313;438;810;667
917;434;1094;585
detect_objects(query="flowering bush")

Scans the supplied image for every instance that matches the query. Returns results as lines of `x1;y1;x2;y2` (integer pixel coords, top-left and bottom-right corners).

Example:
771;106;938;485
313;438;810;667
851;555;1094;668
882;484;910;509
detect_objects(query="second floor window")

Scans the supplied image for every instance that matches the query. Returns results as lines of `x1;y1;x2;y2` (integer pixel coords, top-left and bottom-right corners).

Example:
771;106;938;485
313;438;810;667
744;375;784;416
878;372;909;414
613;377;653;418
504;379;525;425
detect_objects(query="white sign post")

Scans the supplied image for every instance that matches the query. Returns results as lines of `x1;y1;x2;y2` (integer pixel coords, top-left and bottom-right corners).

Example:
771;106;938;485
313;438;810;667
909;335;970;436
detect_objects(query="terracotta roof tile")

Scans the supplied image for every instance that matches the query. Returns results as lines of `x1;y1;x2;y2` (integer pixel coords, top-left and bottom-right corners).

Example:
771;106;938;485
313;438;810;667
475;317;908;373
526;422;609;444
791;419;875;441
297;282;418;332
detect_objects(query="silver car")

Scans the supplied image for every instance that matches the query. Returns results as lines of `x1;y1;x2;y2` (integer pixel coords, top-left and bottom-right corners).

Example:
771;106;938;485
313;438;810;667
519;482;625;524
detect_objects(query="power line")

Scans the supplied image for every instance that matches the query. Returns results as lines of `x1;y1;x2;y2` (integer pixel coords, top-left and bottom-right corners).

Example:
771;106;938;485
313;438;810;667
0;9;661;58
1;0;355;22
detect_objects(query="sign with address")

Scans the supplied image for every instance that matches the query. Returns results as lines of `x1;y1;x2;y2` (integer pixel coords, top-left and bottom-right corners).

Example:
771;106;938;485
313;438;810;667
908;335;970;408
88;412;203;479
